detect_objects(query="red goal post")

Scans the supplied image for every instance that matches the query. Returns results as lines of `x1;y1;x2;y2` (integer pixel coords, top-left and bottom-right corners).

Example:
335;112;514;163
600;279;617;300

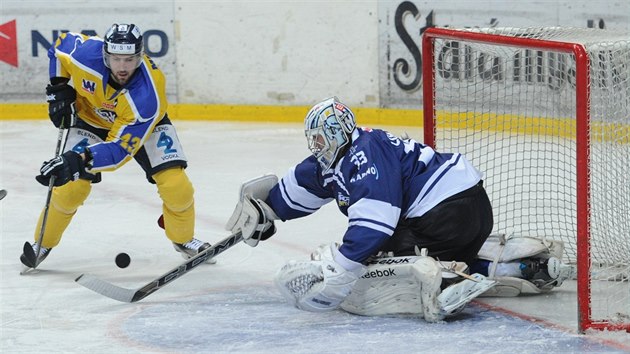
422;27;629;333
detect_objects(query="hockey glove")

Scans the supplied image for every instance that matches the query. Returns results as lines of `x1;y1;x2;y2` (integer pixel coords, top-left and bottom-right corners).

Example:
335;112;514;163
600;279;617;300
226;174;279;246
275;243;366;312
36;151;85;187
46;83;77;129
230;196;278;247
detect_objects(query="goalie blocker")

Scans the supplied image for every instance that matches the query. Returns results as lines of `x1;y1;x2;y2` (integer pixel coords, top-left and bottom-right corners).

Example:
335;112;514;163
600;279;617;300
225;174;279;247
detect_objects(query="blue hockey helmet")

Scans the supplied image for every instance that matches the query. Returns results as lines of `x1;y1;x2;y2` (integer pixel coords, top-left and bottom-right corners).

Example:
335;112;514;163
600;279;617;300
304;97;356;171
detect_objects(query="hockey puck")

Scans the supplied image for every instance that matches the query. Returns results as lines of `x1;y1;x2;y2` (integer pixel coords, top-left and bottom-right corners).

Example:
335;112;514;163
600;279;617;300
115;253;130;268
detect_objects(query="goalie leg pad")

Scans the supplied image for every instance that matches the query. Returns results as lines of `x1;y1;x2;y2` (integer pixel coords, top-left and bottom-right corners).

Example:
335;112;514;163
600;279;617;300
438;274;496;316
477;233;565;264
478;276;543;297
477;233;573;296
340;255;444;322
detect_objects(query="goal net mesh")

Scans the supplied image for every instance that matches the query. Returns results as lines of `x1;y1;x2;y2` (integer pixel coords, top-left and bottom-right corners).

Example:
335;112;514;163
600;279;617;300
425;27;629;328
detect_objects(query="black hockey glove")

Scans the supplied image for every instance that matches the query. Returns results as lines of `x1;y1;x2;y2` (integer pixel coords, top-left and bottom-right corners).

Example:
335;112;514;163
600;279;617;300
36;151;85;187
46;83;77;129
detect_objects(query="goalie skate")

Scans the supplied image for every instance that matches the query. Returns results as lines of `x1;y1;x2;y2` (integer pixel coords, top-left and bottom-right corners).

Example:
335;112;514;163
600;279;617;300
520;256;576;290
477;234;575;296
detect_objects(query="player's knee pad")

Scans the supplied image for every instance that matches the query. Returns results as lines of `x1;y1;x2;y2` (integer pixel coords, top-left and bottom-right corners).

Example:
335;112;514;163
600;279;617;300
51;179;92;214
340;255;443;321
154;167;194;212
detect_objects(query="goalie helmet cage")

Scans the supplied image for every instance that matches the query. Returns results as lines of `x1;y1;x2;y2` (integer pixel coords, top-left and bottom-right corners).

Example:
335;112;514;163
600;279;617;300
422;27;629;333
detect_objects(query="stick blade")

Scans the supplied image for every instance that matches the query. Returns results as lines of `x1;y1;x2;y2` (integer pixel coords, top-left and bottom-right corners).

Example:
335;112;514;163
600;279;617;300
75;274;138;303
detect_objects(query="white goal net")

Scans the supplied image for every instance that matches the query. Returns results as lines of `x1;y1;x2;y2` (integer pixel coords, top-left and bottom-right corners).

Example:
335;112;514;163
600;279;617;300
422;27;629;333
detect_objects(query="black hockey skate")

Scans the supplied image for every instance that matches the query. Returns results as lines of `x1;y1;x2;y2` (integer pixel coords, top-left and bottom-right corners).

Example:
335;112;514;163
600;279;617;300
20;242;51;268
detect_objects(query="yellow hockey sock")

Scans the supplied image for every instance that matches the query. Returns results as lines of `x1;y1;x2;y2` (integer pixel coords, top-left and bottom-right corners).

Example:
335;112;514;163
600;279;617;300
33;179;92;248
153;167;195;244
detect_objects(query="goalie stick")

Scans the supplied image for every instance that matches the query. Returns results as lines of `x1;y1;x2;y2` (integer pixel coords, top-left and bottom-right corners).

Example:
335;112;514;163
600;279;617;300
75;231;244;303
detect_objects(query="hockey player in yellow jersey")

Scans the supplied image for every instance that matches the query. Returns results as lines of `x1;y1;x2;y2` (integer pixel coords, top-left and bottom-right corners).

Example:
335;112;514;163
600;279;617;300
20;23;212;268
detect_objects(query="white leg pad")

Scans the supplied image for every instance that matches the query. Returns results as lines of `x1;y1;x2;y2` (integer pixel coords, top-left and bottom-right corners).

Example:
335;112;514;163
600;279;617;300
478;276;543;297
340;255;444;322
478;233;565;264
438;274;496;316
477;233;573;296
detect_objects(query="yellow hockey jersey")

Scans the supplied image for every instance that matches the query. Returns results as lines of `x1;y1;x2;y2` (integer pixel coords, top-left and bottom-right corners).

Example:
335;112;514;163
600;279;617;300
48;32;168;172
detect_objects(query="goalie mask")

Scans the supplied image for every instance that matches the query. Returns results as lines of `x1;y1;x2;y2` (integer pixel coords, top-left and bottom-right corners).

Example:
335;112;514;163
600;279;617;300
103;23;144;69
304;97;356;171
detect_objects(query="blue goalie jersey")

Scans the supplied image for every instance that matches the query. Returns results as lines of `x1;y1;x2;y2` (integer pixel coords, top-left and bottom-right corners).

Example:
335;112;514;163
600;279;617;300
266;127;482;265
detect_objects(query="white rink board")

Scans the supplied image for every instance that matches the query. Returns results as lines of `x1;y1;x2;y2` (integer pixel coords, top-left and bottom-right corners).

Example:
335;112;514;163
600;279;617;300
1;0;628;107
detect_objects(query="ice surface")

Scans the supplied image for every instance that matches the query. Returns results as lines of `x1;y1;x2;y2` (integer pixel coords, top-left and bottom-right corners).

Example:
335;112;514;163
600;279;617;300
1;121;628;353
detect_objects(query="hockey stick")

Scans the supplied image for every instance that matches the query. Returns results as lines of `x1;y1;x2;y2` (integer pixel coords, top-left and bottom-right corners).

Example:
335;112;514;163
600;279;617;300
20;127;68;275
413;246;483;283
441;266;483;282
75;231;244;303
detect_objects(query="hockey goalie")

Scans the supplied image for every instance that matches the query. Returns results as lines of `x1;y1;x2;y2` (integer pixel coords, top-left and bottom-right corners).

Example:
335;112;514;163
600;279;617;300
227;174;575;320
226;97;575;321
226;173;494;321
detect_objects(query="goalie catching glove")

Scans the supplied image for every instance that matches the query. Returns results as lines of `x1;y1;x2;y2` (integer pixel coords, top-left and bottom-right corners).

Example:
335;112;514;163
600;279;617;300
226;174;279;247
275;242;367;312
